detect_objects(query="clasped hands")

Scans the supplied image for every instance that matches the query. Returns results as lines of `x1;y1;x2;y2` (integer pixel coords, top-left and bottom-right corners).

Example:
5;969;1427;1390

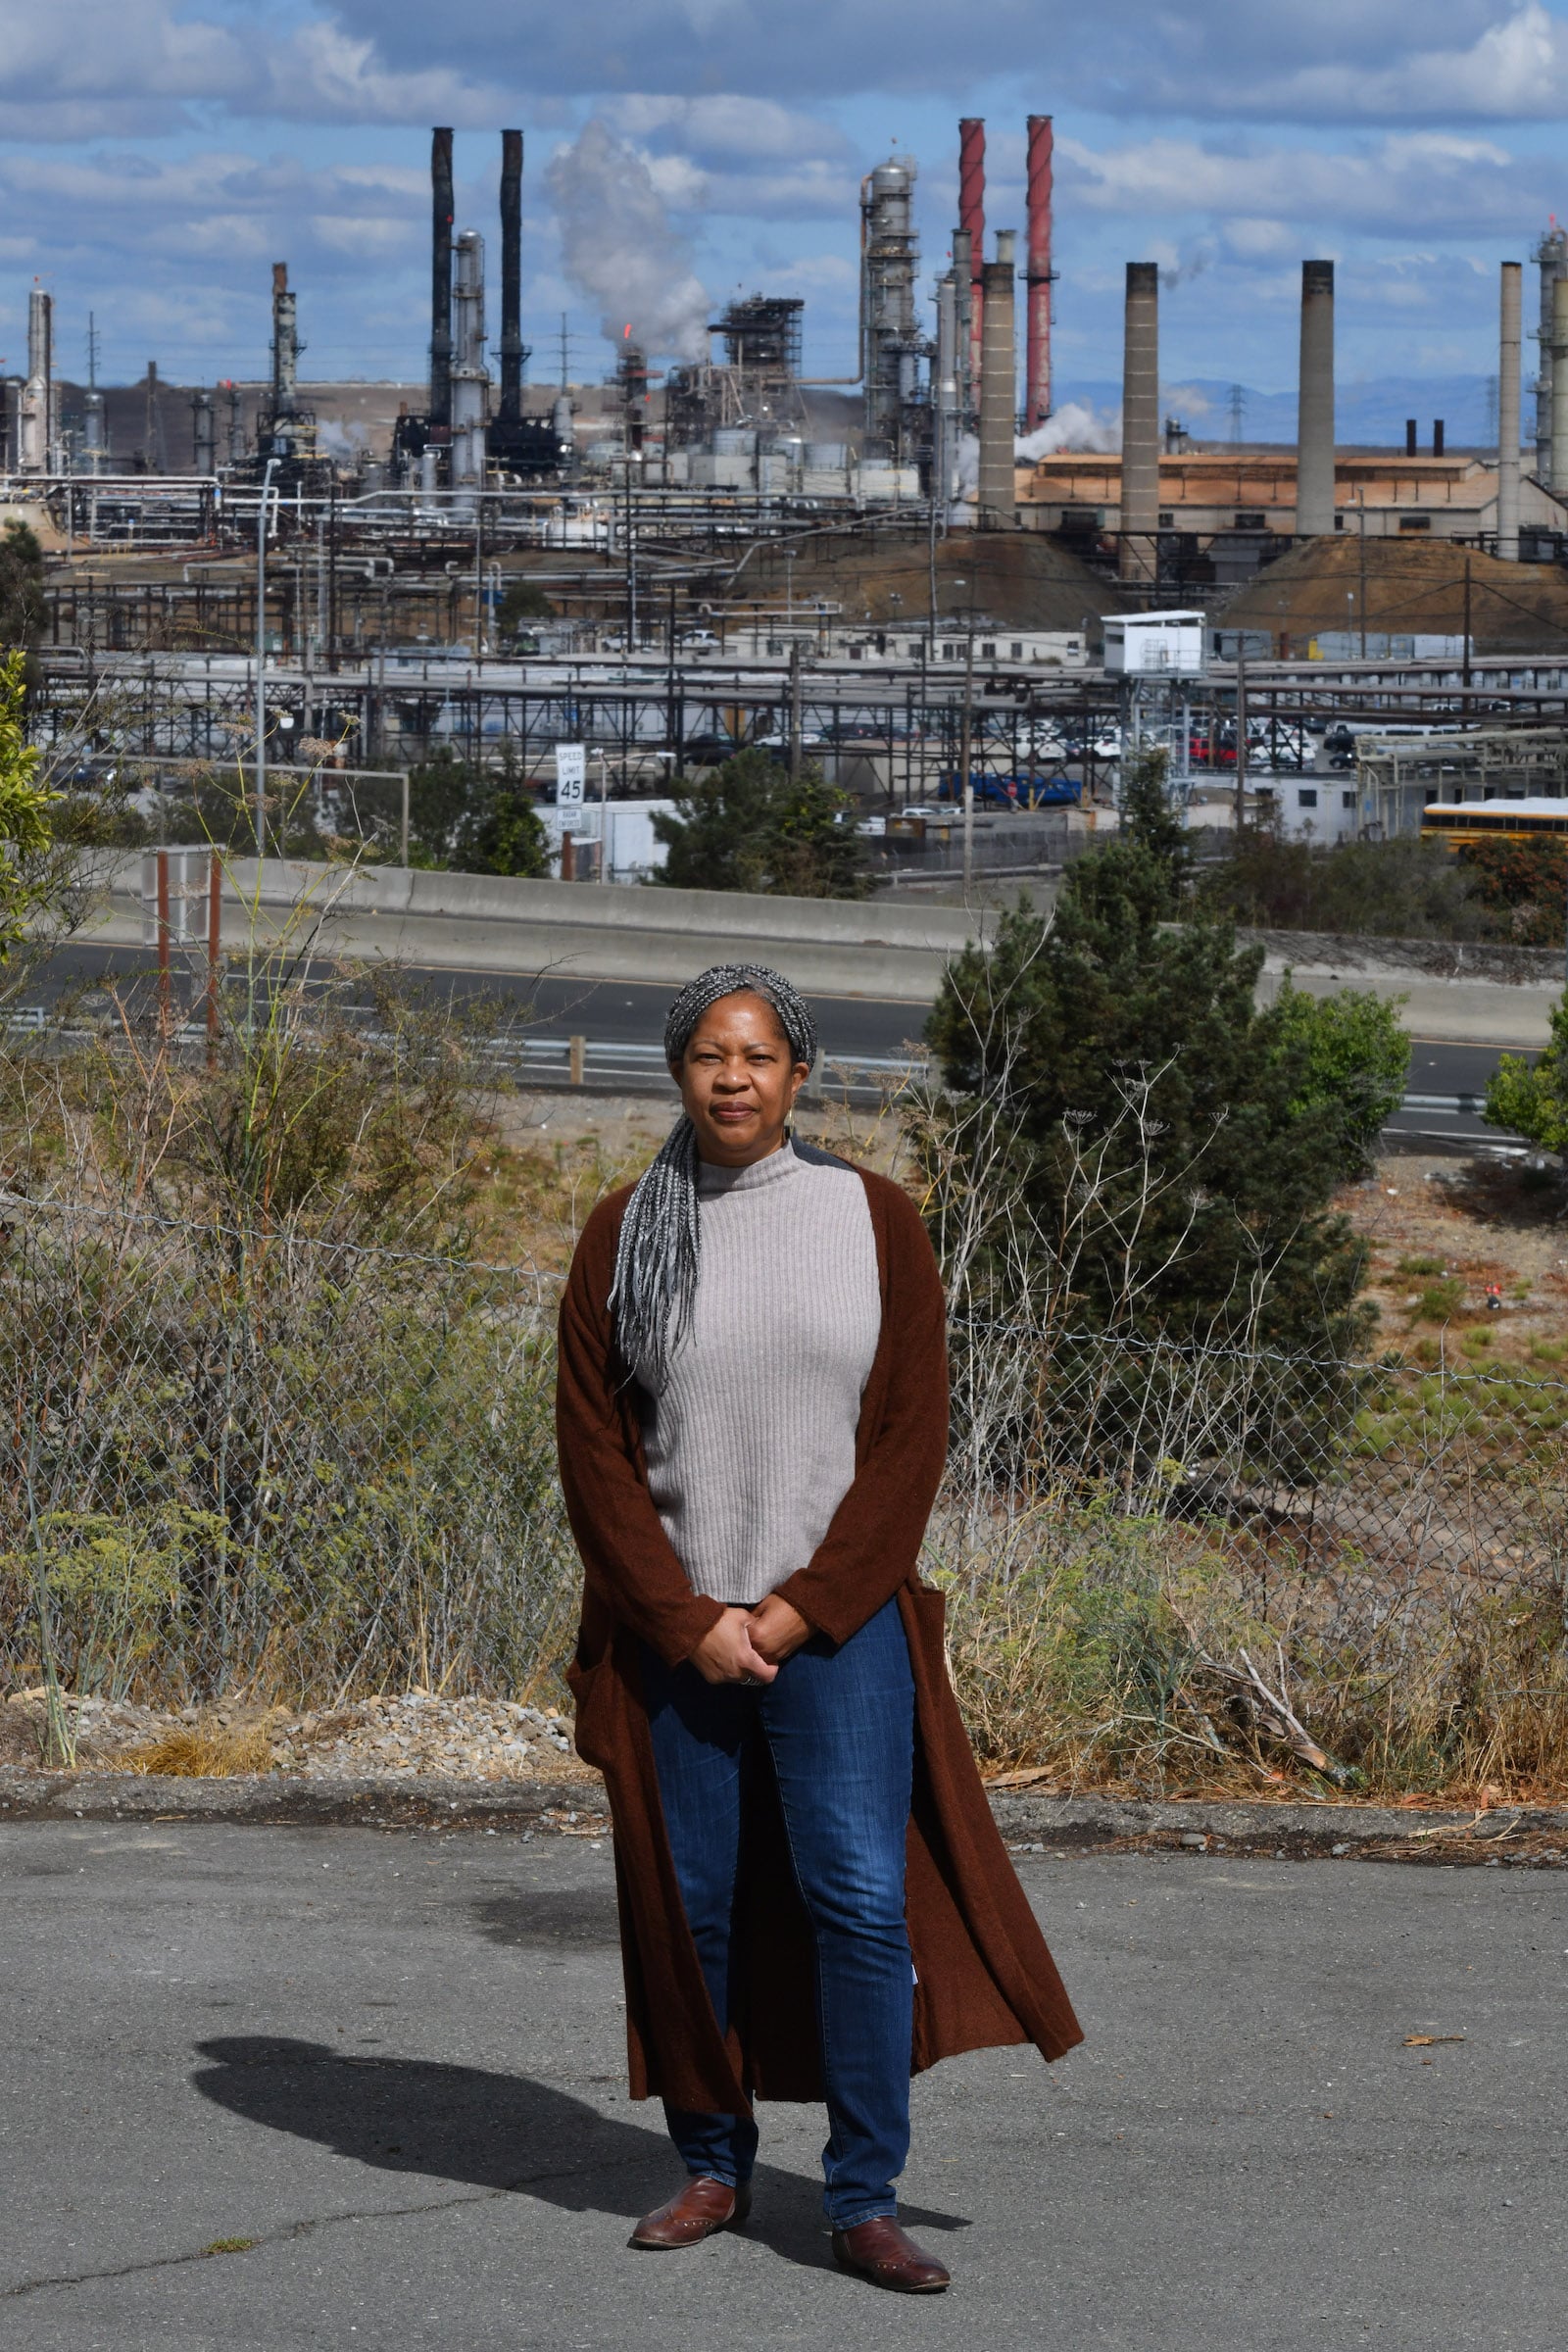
691;1593;809;1686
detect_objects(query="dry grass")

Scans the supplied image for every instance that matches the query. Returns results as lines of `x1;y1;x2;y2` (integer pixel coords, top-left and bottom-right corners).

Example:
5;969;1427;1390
934;1491;1568;1805
1348;1155;1568;1364
120;1715;280;1778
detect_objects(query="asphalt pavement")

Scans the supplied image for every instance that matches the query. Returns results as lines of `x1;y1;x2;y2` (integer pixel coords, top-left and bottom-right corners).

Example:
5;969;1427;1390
12;948;1544;1107
3;1821;1563;2350
24;945;931;1067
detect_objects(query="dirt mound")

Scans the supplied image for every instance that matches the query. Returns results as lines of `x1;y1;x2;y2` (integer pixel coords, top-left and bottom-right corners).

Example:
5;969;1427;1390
743;525;1127;632
1218;535;1568;654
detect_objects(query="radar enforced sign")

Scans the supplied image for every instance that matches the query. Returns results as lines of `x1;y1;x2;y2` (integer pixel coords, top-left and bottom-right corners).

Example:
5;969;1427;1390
555;743;587;806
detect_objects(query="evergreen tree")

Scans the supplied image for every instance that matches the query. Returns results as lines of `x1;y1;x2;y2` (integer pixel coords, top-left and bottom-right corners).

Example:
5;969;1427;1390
653;748;778;892
1117;743;1191;909
653;751;868;898
453;782;549;878
926;862;1380;1354
767;767;871;900
1485;995;1568;1154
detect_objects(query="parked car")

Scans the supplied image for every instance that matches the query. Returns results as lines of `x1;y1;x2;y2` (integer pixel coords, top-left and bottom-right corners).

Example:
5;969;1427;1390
937;772;1081;808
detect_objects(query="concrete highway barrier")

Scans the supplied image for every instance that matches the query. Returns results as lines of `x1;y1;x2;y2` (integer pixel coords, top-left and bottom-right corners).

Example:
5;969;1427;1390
83;856;991;1004
73;856;1566;1043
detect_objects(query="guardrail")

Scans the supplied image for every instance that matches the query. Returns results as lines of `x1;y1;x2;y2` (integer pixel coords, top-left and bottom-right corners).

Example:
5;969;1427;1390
0;1008;929;1102
0;1010;1528;1132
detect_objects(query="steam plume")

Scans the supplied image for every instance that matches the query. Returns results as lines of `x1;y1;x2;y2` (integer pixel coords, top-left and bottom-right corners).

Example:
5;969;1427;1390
548;119;710;362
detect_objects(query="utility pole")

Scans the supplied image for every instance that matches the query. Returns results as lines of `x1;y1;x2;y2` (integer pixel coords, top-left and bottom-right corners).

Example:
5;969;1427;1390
1463;555;1474;695
326;477;339;673
473;498;485;656
788;640;803;780
1235;654;1248;832
255;458;279;862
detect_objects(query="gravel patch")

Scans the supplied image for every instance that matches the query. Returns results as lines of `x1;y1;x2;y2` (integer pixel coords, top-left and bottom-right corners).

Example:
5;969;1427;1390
1;1688;590;1785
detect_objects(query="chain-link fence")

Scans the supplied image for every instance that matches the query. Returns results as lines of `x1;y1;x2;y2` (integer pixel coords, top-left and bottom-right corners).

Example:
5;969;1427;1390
949;1318;1568;1584
4;1193;1567;1733
0;1197;575;1707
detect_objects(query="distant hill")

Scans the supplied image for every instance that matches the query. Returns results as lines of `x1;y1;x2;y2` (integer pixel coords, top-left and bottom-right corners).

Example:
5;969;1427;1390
1056;376;1523;452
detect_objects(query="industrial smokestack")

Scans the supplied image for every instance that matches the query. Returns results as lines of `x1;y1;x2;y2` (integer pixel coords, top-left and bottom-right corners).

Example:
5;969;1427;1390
1551;273;1568;498
270;264;299;419
430;126;455;429
499;128;524;425
951;228;973;431
935;267;959;511
1405;418;1417;457
958;119;985;421
977;229;1017;529
1296;260;1336;536
1498;260;1522;562
1118;262;1158;584
1433;419;1445;458
1024;115;1054;431
20;286;50;474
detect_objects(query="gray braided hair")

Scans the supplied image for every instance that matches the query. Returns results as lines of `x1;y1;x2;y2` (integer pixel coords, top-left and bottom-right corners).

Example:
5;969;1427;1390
608;963;817;1393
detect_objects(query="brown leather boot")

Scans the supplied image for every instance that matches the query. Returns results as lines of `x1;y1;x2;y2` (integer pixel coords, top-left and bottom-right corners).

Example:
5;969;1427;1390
630;2175;752;2250
831;2216;952;2292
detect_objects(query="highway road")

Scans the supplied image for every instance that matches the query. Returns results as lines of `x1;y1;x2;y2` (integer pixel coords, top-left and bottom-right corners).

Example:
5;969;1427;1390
29;944;934;1063
21;947;1540;1147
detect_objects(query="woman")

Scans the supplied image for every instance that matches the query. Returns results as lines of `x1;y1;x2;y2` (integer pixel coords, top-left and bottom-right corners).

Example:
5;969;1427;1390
557;962;1081;2293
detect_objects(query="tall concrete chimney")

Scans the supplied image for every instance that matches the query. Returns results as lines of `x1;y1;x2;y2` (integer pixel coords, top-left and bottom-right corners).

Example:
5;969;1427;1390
499;129;524;425
951;228;973;432
935;267;959;510
958;119;986;422
1551;272;1568;499
1498;260;1522;562
977;229;1016;529
1024;115;1054;431
19;286;50;474
1118;262;1158;584
430;126;455;429
1296;260;1336;536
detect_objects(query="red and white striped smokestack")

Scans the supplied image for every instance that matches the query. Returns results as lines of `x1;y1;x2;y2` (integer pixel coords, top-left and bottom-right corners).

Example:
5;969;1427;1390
1025;115;1054;431
959;118;986;408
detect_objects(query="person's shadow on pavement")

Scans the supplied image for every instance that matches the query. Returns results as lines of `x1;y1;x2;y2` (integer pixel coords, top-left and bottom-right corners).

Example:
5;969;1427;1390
192;2038;967;2273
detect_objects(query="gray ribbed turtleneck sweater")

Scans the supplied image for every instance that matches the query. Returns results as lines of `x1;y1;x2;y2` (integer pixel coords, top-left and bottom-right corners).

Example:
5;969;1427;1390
641;1140;882;1606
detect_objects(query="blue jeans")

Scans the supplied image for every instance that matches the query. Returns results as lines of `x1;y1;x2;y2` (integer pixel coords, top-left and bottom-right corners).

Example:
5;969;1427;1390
640;1594;915;2230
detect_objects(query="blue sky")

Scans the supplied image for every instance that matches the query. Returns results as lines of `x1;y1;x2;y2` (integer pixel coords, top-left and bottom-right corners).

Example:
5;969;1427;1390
2;0;1566;418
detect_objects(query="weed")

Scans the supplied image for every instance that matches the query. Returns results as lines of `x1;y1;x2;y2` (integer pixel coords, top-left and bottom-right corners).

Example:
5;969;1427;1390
1411;1277;1465;1323
122;1718;279;1778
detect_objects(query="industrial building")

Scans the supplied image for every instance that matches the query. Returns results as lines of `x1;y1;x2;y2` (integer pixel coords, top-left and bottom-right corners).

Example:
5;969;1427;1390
1019;450;1568;569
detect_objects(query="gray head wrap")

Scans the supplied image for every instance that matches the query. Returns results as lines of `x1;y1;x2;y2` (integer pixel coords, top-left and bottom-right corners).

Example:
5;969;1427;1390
609;964;817;1394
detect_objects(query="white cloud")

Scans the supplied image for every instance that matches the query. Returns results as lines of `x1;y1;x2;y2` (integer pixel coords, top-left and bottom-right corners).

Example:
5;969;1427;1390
1059;129;1539;241
0;0;507;138
604;94;850;165
1164;2;1568;122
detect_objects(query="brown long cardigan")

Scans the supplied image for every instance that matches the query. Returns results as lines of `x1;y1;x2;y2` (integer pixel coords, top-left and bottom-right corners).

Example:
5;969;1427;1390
556;1148;1084;2115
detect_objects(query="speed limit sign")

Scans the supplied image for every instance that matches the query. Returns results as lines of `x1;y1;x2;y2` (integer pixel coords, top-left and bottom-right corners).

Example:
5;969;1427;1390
555;743;587;806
